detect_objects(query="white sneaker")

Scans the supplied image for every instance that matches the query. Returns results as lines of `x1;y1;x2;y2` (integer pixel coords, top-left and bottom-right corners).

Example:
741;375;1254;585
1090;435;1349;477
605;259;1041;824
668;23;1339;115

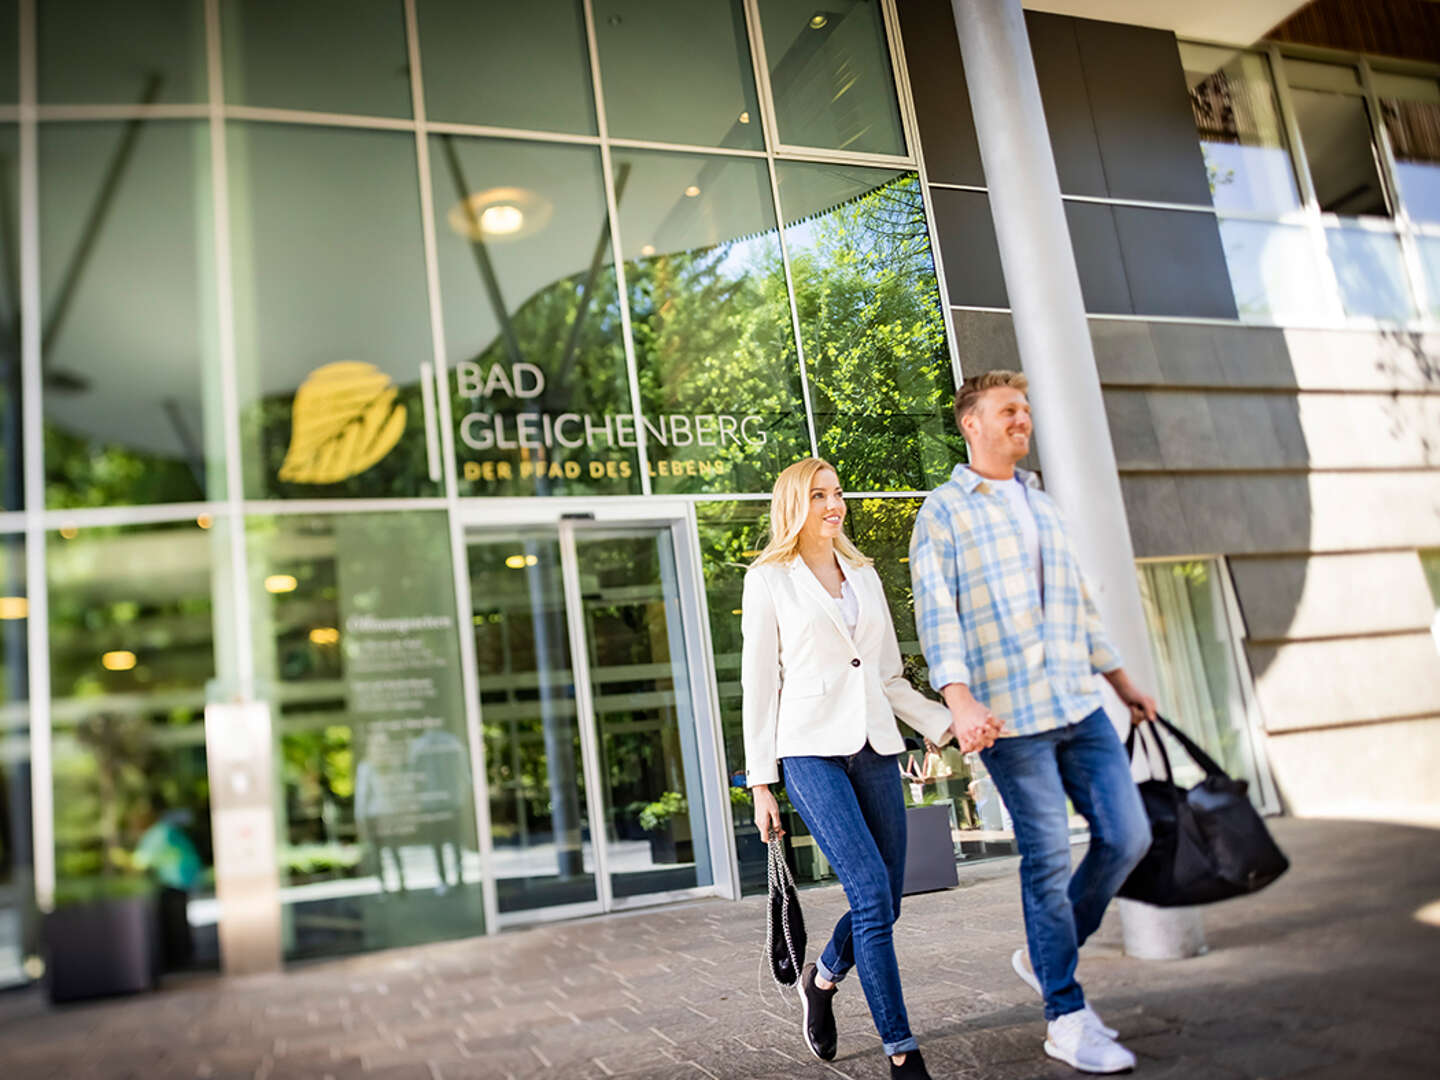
1044;1010;1136;1074
1011;949;1118;1039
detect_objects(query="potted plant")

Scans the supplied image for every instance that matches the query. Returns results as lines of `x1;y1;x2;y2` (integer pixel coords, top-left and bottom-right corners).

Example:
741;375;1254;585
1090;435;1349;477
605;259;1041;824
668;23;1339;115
638;791;692;864
44;873;158;1003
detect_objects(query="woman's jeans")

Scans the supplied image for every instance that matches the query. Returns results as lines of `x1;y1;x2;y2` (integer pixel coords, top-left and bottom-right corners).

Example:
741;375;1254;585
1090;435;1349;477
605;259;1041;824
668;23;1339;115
782;745;917;1057
980;709;1152;1021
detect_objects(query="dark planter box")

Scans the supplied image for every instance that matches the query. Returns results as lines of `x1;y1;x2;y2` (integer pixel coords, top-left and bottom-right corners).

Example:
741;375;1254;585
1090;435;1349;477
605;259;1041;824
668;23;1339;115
647;826;694;865
903;804;959;895
44;894;158;1003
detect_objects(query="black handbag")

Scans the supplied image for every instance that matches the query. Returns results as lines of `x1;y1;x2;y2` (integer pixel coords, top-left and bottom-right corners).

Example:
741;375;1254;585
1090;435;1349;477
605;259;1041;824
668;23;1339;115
1119;715;1289;908
765;835;807;986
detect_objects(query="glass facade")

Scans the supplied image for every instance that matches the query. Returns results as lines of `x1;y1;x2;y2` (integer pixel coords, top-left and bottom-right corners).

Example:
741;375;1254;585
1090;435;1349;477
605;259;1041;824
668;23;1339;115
3;0;973;975
1180;42;1440;327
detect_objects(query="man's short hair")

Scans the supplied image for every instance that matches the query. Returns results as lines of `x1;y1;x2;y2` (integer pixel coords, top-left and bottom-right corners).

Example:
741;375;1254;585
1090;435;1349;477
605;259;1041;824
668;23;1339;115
954;370;1029;429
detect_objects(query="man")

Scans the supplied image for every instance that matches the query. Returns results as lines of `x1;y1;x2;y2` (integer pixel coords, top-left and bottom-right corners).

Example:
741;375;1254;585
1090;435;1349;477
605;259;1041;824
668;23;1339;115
910;370;1157;1074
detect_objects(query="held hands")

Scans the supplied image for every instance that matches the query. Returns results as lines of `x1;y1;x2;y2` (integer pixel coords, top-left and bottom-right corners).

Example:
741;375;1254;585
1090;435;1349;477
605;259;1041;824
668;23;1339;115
752;784;784;841
949;697;1004;753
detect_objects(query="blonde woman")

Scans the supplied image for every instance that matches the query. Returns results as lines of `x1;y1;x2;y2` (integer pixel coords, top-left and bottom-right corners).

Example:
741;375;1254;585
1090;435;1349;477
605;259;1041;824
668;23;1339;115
743;458;994;1079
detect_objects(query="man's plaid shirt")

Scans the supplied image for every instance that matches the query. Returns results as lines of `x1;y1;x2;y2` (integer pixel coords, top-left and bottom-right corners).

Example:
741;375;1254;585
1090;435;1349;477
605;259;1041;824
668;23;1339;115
909;463;1122;737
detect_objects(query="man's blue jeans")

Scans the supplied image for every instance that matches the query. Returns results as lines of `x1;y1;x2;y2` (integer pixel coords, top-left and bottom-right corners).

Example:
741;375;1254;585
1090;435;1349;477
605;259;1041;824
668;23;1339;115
980;709;1151;1020
782;745;917;1057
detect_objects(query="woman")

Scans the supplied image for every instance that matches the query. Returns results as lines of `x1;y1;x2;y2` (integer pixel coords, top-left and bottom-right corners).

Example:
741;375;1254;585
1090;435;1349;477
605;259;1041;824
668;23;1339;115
743;458;986;1079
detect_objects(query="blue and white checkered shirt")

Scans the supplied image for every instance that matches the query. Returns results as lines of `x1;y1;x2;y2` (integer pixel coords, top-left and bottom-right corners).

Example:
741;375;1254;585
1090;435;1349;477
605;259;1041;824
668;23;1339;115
909;464;1122;738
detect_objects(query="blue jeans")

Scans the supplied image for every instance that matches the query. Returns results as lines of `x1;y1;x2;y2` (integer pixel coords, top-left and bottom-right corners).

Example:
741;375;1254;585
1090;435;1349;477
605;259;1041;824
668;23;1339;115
980;709;1151;1020
782;745;917;1057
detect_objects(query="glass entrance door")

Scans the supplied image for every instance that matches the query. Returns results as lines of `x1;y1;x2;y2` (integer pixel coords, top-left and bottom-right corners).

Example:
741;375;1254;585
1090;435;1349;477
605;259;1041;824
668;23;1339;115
465;517;720;924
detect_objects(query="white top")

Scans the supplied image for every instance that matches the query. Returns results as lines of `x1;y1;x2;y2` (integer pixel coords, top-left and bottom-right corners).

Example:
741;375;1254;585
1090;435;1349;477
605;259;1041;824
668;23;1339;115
833;575;860;634
992;473;1042;592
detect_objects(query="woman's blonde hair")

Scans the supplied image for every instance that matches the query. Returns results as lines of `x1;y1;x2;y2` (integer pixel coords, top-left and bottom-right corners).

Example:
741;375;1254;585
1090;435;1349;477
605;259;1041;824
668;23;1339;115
751;457;871;570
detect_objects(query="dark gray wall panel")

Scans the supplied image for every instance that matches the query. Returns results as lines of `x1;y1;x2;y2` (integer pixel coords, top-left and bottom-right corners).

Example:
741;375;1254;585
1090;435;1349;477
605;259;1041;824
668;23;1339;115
930;187;1008;308
1064;201;1132;314
1025;13;1108;198
1072;18;1212;206
896;0;984;187
1113;207;1239;319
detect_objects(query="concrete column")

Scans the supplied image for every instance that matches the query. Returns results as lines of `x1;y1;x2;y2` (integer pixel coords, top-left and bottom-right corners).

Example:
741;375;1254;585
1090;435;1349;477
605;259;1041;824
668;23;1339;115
946;0;1203;959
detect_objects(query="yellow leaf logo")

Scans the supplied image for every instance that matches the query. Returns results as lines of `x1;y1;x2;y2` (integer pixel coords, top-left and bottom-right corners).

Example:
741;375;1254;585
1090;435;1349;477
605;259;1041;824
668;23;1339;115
278;362;407;484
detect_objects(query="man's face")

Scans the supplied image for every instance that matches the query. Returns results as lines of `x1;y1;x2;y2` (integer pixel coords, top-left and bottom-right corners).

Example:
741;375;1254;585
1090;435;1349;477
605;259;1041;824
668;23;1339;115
964;386;1032;463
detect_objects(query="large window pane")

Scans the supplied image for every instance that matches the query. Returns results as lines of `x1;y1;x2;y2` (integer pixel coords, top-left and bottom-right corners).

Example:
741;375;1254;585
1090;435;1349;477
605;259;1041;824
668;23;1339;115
594;0;762;150
418;0;596;135
431;136;638;496
41;121;221;507
221;0;411;118
757;0;906;157
40;0;207;105
229;123;437;499
1138;560;1267;804
777;163;962;490
1418;236;1440;322
1325;225;1416;322
249;511;481;961
0;535;30;988
1180;44;1301;215
613;149;808;494
0;126;18;511
1285;60;1389;217
1218;219;1332;324
0;0;15;105
1375;71;1440;225
48;521;218;973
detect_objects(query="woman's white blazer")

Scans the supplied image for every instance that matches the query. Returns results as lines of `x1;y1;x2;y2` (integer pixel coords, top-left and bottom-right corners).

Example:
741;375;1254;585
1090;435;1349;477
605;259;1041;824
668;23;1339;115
741;556;952;787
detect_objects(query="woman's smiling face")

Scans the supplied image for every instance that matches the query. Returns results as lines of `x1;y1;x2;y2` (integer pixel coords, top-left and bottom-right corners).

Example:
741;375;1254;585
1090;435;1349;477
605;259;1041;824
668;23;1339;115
801;467;846;542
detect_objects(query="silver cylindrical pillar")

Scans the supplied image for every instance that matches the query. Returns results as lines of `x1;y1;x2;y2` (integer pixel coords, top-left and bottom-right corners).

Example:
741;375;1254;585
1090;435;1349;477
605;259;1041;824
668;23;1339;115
946;0;1203;959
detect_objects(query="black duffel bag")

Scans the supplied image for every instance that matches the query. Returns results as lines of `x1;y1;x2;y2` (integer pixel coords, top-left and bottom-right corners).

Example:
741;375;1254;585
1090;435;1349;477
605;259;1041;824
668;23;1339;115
1119;715;1289;907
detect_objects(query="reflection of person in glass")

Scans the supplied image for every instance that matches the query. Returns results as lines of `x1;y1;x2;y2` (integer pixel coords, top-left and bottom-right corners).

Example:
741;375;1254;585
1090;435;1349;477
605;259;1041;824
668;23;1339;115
743;458;959;1080
407;726;473;894
911;371;1158;1075
354;738;406;896
132;801;202;969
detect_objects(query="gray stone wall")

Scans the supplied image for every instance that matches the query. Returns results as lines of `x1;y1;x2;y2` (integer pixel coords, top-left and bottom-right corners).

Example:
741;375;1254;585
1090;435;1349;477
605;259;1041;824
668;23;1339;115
951;308;1440;819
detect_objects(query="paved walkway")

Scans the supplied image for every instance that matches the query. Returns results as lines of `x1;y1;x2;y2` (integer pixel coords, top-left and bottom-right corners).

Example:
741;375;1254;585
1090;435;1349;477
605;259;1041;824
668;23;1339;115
3;818;1438;1079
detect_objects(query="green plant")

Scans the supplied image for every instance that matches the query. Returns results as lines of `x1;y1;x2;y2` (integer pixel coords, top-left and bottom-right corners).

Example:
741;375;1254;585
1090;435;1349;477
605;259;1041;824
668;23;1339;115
637;790;687;832
729;786;752;808
52;873;155;908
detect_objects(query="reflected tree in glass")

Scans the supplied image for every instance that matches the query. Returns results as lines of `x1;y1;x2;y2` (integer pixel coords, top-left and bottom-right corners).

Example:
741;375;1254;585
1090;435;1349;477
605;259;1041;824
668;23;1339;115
616;150;809;494
779;165;963;491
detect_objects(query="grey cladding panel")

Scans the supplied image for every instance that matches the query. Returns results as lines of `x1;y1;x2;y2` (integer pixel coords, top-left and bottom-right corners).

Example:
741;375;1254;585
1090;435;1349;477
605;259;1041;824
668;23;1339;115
896;0;985;187
1072;18;1212;206
1064;201;1132;314
1025;12;1107;198
1113;208;1239;319
930;187;1008;309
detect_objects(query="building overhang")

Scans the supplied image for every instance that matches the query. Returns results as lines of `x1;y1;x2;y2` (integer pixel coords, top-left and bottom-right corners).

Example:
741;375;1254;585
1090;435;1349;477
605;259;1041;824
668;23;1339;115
1022;1;1312;46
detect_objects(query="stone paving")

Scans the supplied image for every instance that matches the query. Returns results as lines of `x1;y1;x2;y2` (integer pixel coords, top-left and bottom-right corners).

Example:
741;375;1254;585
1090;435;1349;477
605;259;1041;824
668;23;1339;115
2;818;1439;1079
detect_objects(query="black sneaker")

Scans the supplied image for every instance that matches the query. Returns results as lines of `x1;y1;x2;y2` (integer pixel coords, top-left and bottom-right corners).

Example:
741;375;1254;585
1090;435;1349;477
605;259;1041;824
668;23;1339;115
889;1047;931;1079
797;961;838;1060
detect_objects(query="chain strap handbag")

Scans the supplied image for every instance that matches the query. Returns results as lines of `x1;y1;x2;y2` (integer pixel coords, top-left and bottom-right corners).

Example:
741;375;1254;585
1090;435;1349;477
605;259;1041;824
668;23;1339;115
765;834;807;986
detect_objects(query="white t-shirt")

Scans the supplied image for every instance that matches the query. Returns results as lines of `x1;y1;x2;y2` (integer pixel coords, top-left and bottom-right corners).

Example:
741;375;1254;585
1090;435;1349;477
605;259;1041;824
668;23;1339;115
991;473;1042;592
836;576;859;634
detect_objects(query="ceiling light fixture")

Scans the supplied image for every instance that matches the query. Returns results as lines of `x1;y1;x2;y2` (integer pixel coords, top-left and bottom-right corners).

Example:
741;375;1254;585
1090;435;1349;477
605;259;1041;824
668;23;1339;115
739;111;751;124
196;513;213;529
684;185;701;197
265;574;298;594
59;524;78;540
809;14;828;29
641;244;656;256
309;626;340;645
448;187;553;243
0;596;27;620
102;650;137;672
